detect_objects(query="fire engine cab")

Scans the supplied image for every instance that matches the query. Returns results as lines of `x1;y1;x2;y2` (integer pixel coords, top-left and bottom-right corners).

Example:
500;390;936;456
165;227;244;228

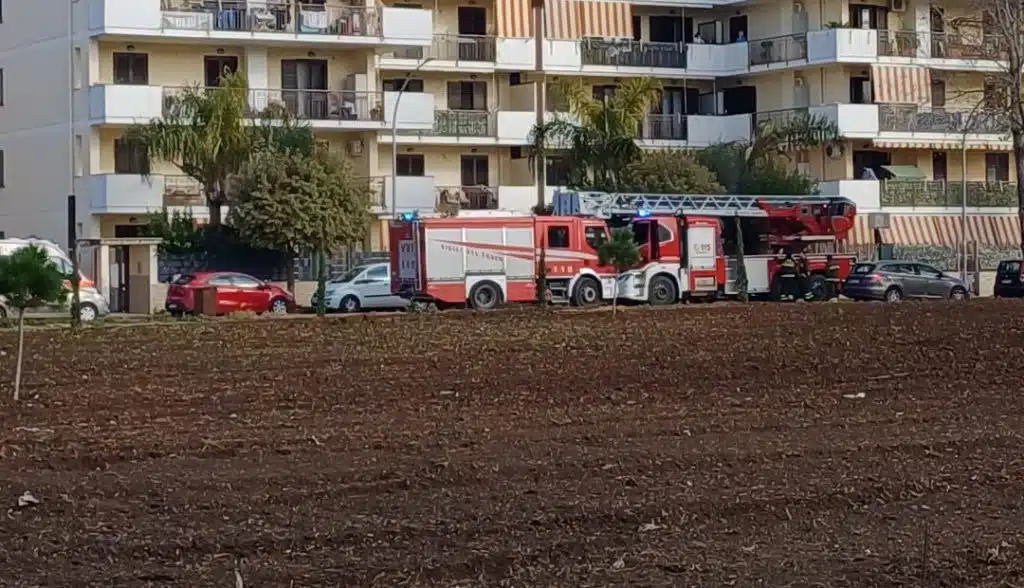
389;190;858;310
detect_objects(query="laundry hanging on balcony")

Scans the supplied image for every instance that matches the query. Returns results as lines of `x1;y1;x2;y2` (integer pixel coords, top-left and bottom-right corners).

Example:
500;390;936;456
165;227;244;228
497;0;631;40
871;65;931;105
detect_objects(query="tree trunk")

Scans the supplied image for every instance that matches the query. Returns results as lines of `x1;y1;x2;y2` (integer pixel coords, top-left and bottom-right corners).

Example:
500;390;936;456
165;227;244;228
536;233;548;306
612;273;619;315
315;250;328;317
206;188;222;227
734;215;749;302
13;308;25;401
1014;131;1024;259
285;250;296;296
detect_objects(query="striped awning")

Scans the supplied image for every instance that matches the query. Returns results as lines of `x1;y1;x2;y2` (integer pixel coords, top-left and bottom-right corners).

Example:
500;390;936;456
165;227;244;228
848;214;1021;247
872;65;931;105
873;139;1012;151
496;0;630;39
579;0;632;38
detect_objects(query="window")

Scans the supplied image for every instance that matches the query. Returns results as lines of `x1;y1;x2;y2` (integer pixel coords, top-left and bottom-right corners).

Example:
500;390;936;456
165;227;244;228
984;82;1008;110
48;256;73;276
0;149;5;188
585;226;608;250
986;153;1009;182
73;47;83;89
382;78;423;92
915;264;942;278
0;68;4;106
113;52;149;85
932;151;947;181
396;154;425;176
207;275;233;286
849;77;871;104
204;55;238;87
365;265;389;281
545;156;569;186
658;225;672;243
931;79;945;107
592;85;616;102
446;81;487;110
231;275;263;288
113;139;149;174
73;135;83;177
546;226;570;248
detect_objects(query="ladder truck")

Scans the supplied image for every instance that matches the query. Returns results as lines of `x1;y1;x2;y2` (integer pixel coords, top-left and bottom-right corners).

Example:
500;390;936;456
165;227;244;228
388;190;858;310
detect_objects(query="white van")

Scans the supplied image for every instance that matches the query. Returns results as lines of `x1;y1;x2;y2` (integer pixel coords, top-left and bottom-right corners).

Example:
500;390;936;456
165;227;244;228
0;238;109;321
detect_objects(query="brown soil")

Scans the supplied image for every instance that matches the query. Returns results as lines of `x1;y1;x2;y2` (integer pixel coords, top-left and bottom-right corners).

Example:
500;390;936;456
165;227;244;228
1;301;1024;587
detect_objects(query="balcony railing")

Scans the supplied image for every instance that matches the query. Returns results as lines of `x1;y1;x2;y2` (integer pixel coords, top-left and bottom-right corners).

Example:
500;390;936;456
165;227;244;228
390;34;496;62
159;1;381;36
164;175;206;207
749;33;807;66
641;114;688;141
582;39;687;69
878;105;1007;134
753;107;811;132
397;110;495;137
436;185;499;214
877;30;1007;60
163;87;385;122
881;180;1017;207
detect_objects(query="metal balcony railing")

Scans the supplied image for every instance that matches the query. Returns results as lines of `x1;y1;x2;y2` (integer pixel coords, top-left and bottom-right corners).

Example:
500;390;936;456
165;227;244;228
881;180;1017;207
390;34;497;62
159;1;381;36
163;87;385;122
748;33;807;66
163;175;205;207
753;107;811;131
436;185;499;214
642;114;688;141
582;39;687;69
876;30;1006;60
397;110;495;137
877;105;1007;134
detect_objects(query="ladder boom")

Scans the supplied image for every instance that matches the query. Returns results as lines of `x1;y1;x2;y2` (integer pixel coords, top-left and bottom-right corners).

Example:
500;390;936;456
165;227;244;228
553;190;847;218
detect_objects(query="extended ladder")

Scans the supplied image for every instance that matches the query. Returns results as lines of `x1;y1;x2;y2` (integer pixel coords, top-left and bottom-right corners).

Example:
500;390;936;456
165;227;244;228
552;190;846;219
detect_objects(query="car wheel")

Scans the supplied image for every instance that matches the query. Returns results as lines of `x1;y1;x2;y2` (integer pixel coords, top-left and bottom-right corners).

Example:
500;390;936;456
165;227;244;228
469;282;501;311
648;275;677;306
572;277;602;307
269;298;289;315
949;287;968;301
78;303;98;322
884;287;903;303
339;295;360;313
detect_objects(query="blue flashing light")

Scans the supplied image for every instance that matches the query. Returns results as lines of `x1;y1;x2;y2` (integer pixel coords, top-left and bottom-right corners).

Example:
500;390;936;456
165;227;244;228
399;211;418;222
636;208;652;217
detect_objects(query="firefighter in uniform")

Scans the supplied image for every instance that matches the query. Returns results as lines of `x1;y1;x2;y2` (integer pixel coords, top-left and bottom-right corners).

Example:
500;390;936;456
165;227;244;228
797;255;815;301
824;255;841;301
778;251;798;301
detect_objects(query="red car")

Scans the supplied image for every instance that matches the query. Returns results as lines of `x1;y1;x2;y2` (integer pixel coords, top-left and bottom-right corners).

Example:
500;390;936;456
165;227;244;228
165;272;293;316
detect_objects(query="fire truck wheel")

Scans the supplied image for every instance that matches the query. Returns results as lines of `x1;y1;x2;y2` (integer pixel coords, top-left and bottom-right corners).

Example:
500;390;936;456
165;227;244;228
469;282;502;311
571;277;602;307
648;275;677;306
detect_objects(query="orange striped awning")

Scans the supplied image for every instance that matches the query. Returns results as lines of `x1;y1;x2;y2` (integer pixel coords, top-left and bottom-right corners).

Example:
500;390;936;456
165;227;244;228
872;65;931;105
848;214;1021;247
497;0;629;39
579;0;632;38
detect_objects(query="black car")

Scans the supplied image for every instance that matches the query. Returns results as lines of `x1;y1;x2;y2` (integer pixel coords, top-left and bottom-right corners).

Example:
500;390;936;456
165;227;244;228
994;260;1024;297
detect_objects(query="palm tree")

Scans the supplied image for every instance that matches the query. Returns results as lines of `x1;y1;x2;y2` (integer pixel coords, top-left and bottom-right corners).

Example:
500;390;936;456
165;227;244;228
124;71;314;226
529;78;662;192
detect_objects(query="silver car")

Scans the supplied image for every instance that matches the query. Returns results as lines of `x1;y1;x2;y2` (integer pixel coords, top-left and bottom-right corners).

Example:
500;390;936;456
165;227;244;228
0;286;110;321
310;262;410;312
842;261;970;302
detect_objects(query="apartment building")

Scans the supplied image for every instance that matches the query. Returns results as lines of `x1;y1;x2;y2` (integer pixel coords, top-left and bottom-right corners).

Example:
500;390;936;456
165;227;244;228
0;0;1019;255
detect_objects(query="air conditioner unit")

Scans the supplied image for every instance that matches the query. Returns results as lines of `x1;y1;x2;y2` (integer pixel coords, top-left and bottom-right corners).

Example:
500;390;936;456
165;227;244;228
826;143;844;159
889;0;906;12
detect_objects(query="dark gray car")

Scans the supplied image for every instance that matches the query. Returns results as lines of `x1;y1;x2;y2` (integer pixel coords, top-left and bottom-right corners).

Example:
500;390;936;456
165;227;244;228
842;261;970;302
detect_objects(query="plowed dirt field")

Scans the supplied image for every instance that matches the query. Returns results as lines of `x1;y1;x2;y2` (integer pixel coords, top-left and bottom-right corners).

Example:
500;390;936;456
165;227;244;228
1;301;1024;587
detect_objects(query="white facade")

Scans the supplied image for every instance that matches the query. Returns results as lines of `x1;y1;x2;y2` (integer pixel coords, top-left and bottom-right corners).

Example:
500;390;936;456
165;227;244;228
0;0;1016;250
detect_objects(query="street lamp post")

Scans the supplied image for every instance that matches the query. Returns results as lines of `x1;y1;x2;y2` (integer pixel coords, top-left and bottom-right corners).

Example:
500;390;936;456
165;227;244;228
959;101;989;284
390;57;436;216
68;0;82;326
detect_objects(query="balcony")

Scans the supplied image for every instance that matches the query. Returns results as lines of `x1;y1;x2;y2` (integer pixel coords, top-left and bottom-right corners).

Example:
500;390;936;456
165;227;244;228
387;34;497;64
878;105;1007;135
749;33;807;66
640;115;688;141
161;87;433;130
581;39;687;70
88;84;164;124
436;185;500;214
881;180;1017;208
388;110;495;142
90;0;432;46
877;30;1006;62
805;28;878;62
88;174;204;214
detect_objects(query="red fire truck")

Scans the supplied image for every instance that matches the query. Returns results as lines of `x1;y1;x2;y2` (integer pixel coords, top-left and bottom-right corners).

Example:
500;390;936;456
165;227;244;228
389;190;858;309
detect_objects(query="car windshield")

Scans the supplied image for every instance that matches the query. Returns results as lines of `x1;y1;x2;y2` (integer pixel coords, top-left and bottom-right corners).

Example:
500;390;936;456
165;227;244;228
852;263;875;274
330;266;368;284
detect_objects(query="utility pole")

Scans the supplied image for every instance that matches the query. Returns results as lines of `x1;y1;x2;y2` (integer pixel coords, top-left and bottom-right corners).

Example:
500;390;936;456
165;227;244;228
533;0;546;211
68;195;81;327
